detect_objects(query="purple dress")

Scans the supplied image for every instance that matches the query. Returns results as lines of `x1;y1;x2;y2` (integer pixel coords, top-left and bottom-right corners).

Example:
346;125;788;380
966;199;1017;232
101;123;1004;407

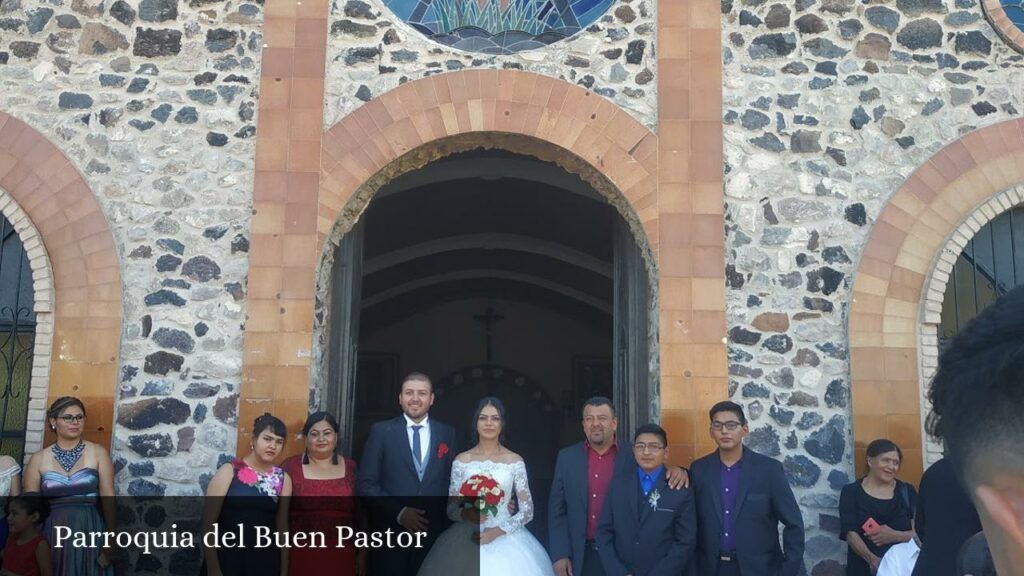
41;468;113;576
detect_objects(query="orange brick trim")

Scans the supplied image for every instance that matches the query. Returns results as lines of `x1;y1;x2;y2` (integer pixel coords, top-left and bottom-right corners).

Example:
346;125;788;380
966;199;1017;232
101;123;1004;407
849;118;1024;482
317;70;660;255
0;112;122;450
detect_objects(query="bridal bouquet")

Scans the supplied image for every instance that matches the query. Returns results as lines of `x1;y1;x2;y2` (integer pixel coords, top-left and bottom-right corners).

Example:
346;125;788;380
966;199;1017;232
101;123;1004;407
458;473;505;519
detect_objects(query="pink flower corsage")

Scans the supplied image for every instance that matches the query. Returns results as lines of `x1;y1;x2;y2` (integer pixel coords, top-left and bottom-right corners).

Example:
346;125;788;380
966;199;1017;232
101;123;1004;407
233;459;283;500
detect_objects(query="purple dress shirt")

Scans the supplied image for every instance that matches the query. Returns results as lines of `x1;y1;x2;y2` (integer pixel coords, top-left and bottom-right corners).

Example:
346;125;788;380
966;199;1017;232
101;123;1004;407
720;459;742;552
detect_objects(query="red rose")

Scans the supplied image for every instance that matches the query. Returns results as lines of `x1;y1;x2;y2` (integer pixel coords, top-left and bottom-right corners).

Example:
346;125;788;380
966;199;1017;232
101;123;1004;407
437;442;449;459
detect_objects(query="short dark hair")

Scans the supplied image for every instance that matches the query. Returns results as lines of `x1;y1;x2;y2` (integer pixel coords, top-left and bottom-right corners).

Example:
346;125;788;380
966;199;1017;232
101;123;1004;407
253;413;287;439
927;285;1024;487
709;401;747;425
633;423;667;447
865;438;903;462
401;372;432;392
471;396;507;444
8;492;50;524
301;411;340;464
582;396;615;415
47;396;86;420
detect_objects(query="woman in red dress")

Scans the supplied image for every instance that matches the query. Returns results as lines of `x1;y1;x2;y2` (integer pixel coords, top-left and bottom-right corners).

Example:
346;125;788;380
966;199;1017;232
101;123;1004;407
282;412;364;576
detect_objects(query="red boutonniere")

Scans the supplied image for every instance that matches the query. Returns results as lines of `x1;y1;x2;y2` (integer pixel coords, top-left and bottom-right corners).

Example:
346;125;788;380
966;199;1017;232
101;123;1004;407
437;442;449;460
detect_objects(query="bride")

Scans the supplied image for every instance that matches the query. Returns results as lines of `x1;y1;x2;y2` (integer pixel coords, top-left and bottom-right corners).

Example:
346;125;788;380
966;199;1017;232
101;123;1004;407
417;397;555;576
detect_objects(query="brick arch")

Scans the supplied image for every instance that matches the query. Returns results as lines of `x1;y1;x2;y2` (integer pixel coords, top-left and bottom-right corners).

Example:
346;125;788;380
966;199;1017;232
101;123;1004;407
317;70;659;253
849;119;1024;482
0;112;122;451
915;184;1024;465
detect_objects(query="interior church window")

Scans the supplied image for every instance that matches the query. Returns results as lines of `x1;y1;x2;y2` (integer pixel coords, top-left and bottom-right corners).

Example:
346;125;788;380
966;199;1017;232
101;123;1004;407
982;0;1024;53
382;0;617;53
0;215;35;462
939;206;1024;352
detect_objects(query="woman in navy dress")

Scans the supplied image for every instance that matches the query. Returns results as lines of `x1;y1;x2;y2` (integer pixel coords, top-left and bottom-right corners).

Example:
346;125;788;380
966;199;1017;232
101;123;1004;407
200;413;292;576
23;396;116;576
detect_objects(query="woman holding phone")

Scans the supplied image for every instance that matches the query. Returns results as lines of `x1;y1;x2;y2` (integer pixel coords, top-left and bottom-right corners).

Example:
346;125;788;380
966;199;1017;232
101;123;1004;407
839;439;917;575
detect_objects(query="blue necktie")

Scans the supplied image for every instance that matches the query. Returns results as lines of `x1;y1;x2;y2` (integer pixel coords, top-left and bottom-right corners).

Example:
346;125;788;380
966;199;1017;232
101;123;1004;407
412;425;423;479
642;474;653;496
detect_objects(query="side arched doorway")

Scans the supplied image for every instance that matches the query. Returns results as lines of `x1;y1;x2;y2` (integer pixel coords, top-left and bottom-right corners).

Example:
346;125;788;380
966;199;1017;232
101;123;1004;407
849;118;1024;480
317;144;657;542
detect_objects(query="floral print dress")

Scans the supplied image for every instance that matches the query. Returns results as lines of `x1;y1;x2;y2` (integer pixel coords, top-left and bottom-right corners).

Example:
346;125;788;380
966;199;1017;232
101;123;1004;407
202;459;285;576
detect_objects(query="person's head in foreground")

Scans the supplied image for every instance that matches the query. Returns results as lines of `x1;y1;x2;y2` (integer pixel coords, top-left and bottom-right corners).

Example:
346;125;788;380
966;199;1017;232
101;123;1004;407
928;284;1024;575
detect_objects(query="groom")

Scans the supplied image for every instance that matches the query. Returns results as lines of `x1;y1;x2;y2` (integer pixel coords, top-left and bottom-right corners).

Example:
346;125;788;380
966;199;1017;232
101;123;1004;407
358;372;458;575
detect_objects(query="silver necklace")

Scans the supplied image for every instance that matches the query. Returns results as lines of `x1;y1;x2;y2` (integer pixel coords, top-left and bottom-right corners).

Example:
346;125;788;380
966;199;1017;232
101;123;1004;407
52;440;84;473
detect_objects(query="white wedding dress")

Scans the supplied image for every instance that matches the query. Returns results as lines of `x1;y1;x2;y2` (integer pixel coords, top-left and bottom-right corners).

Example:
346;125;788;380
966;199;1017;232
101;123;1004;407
417;459;555;576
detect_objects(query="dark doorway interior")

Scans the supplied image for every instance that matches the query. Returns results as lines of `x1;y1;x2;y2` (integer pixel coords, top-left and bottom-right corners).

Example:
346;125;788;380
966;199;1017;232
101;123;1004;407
327;150;651;544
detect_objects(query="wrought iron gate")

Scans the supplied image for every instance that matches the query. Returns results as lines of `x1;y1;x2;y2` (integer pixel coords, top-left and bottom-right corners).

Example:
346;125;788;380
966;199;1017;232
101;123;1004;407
940;205;1024;351
0;214;35;462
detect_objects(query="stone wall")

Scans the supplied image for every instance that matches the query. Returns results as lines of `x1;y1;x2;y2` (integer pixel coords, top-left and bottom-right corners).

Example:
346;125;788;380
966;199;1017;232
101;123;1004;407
322;0;659;130
0;0;264;497
721;0;1024;572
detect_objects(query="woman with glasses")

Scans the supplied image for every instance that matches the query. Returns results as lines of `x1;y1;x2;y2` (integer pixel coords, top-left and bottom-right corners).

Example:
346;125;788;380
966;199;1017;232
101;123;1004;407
24;396;116;575
281;411;365;575
839;439;917;576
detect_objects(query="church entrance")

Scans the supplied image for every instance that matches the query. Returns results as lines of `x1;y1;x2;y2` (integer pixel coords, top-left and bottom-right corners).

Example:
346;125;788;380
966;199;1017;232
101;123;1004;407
323;148;655;542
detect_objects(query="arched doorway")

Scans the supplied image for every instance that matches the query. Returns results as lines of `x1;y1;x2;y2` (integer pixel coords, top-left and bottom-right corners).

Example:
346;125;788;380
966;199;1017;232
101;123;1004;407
848;118;1024;480
319;147;656;541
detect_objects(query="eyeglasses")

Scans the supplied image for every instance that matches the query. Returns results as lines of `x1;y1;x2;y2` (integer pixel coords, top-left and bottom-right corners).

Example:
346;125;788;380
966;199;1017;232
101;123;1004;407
633;442;665;453
58;415;85;423
711;421;742;432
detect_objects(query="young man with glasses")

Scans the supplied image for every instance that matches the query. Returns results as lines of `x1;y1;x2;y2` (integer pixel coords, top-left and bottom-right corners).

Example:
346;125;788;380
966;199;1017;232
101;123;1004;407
689;401;804;576
595;423;696;576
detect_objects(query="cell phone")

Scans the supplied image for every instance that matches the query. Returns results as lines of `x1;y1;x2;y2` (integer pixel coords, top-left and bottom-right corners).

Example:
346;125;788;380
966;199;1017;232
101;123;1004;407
862;517;881;535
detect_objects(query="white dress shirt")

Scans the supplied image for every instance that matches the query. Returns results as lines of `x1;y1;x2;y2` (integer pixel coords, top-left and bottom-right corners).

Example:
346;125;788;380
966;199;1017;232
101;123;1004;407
404;413;431;469
877;539;920;576
398;413;431;525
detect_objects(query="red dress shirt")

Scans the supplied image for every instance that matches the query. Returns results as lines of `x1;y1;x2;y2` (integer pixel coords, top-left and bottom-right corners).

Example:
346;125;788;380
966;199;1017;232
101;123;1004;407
585;439;618;540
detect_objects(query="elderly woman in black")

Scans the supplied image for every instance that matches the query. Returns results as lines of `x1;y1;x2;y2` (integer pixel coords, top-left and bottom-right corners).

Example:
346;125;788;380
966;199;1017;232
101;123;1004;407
839;439;917;575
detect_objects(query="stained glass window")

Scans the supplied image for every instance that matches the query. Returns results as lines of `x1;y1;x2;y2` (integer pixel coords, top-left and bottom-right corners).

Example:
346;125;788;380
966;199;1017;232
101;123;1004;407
382;0;616;53
984;0;1024;53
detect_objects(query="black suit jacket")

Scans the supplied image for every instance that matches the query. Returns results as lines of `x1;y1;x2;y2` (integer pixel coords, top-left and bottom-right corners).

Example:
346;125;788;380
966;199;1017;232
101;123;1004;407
357;415;457;529
912;457;982;576
596;466;696;576
548;441;636;574
690;448;804;576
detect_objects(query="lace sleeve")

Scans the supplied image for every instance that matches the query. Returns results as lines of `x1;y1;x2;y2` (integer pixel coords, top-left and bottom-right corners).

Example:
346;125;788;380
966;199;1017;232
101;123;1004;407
447;461;468;523
498;461;533;534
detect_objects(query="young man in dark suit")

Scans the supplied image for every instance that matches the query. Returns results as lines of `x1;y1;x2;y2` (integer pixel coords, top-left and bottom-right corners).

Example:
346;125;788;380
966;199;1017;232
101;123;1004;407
548;397;690;576
357;372;457;575
595;423;696;576
689;401;804;576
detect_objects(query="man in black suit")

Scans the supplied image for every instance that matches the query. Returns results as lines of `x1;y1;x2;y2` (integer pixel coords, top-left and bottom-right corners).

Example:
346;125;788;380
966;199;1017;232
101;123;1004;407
548;397;689;576
912;457;982;576
357;372;457;575
595;423;697;576
690;401;804;576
